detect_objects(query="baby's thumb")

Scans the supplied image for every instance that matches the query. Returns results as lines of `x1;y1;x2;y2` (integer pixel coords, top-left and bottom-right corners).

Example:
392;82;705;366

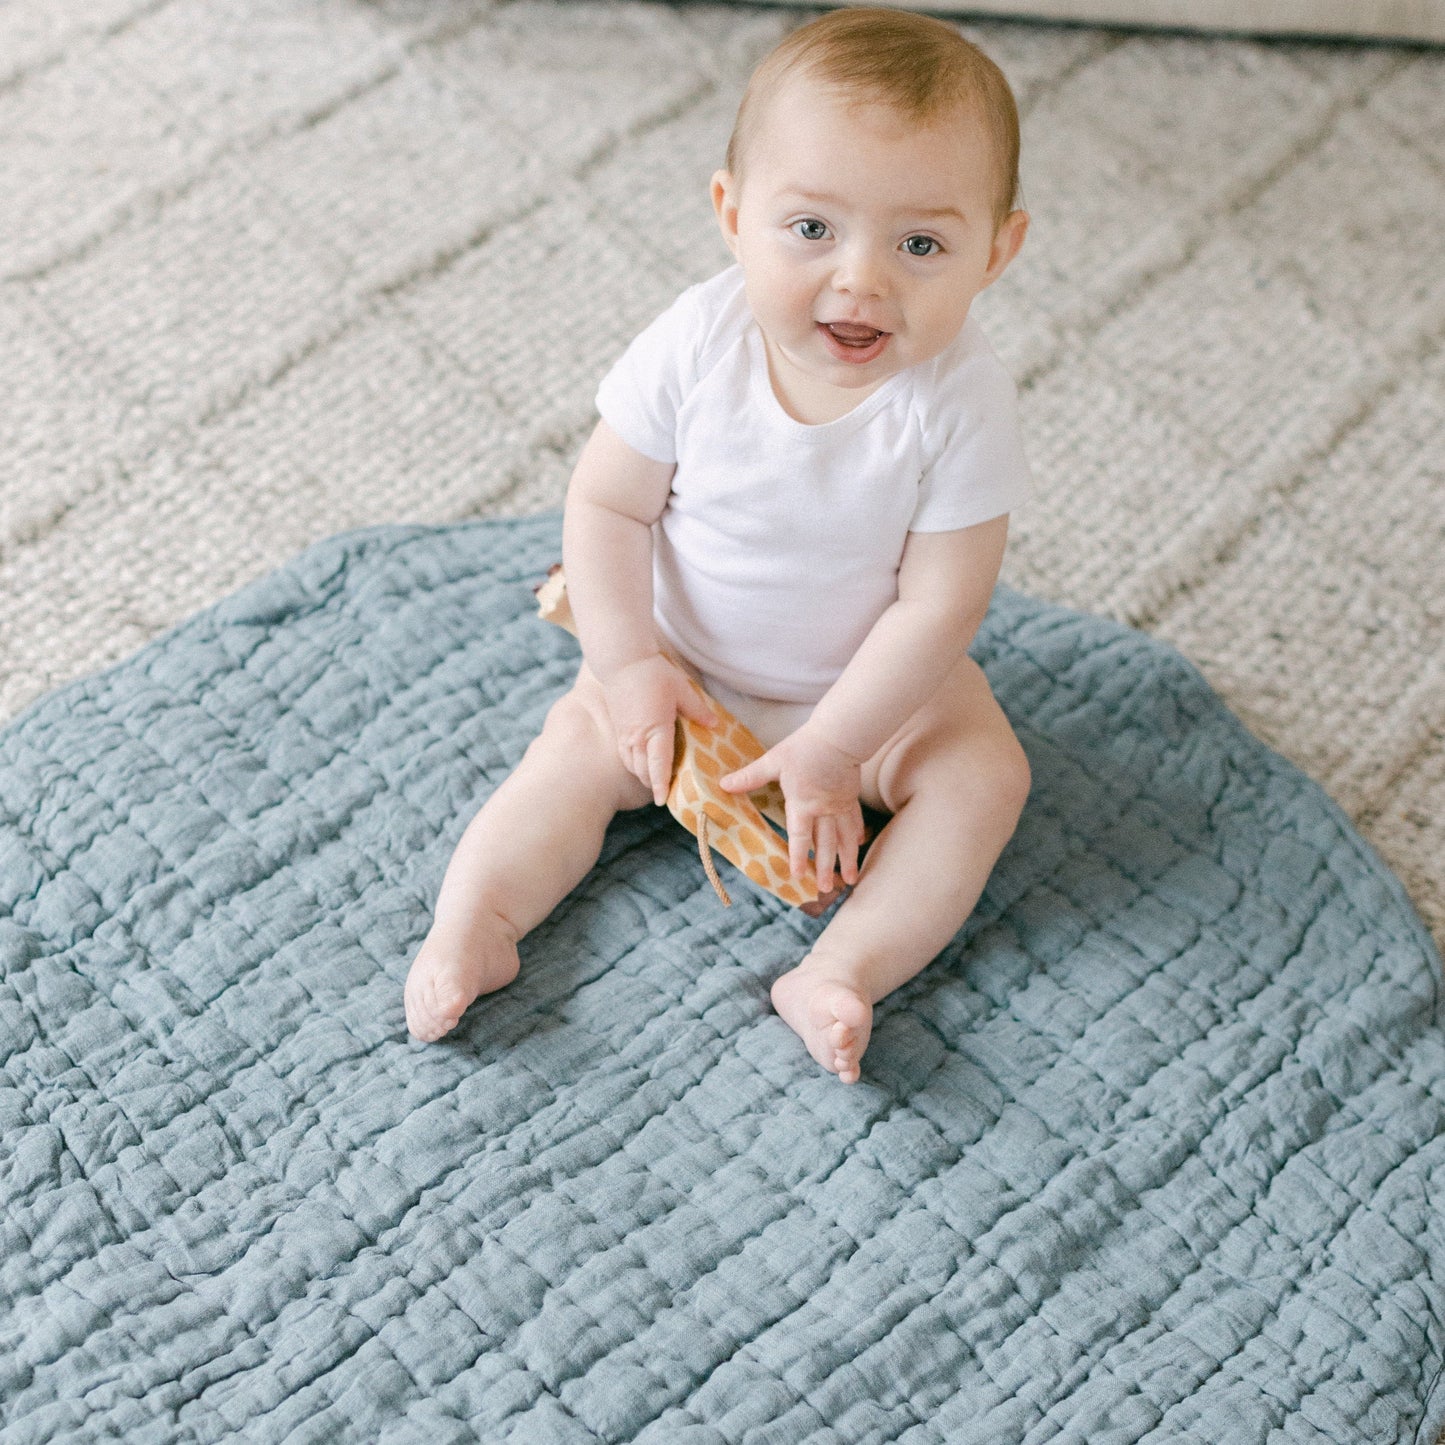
676;686;718;729
720;752;773;794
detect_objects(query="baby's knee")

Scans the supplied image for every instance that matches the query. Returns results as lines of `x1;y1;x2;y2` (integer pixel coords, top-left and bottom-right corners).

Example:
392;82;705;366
539;685;607;753
514;687;609;780
989;730;1032;821
914;726;1030;828
532;678;651;809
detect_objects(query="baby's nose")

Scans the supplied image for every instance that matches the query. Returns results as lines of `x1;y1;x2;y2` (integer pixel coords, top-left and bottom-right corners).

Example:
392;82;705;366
832;245;889;299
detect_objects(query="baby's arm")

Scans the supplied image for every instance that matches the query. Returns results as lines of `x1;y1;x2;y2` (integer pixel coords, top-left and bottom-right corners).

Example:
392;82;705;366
808;516;1008;761
721;515;1009;885
563;420;714;803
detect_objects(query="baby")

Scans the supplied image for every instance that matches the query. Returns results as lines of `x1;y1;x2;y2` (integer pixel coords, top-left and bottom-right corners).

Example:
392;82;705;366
406;7;1033;1084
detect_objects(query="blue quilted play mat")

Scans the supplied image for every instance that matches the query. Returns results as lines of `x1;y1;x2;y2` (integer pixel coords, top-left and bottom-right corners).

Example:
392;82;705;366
2;515;1444;1444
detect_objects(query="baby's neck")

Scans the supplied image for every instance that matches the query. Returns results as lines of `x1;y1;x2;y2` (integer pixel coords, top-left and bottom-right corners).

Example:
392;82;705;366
763;339;888;426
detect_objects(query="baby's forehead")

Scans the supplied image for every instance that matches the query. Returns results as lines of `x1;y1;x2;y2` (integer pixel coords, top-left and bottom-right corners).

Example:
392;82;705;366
742;77;991;187
732;67;1016;226
749;71;985;158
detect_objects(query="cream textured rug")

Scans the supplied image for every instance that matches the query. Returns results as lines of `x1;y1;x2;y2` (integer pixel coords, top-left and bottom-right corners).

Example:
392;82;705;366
778;0;1445;42
2;0;1442;967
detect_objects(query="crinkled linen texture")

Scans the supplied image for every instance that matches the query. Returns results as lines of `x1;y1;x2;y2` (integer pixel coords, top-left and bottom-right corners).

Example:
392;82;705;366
2;515;1443;1444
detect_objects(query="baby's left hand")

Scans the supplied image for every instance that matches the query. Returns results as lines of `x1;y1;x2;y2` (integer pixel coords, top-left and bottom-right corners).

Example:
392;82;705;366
720;726;865;891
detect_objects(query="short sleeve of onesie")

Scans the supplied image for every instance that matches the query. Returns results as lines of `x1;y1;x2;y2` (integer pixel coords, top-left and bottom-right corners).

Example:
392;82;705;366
909;342;1032;533
594;284;709;465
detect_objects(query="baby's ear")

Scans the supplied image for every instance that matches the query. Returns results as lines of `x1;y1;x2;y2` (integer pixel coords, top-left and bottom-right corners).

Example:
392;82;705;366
984;208;1029;285
711;169;741;257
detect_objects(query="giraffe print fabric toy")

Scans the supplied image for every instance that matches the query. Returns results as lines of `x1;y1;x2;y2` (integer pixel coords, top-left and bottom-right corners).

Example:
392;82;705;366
535;567;822;911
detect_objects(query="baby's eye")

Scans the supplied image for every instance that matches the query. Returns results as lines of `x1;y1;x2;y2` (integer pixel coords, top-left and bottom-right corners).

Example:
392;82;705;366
791;218;830;242
902;235;940;257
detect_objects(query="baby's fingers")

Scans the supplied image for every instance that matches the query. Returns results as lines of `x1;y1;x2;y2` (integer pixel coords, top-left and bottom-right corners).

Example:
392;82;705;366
831;805;864;887
644;727;674;806
675;685;717;729
811;809;865;892
786;809;814;882
720;752;777;795
813;815;840;893
838;823;861;886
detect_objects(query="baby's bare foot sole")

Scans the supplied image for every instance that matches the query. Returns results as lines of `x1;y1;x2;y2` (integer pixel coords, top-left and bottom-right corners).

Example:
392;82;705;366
770;965;873;1084
404;919;520;1042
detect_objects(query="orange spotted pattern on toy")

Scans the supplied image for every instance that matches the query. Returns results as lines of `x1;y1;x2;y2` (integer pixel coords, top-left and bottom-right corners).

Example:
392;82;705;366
667;701;816;909
535;565;817;910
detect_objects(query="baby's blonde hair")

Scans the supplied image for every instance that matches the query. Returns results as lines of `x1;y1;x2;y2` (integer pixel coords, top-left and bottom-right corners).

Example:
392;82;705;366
725;8;1022;230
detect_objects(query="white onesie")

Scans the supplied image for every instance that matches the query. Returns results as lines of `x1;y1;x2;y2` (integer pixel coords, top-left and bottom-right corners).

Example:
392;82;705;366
595;266;1031;743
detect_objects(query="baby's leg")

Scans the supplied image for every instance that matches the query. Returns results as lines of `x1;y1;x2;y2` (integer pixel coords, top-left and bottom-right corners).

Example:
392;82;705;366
771;657;1030;1083
406;665;651;1041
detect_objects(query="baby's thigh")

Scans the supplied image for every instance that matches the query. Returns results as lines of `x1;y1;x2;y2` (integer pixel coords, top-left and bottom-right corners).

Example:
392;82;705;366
861;656;1029;817
533;664;653;812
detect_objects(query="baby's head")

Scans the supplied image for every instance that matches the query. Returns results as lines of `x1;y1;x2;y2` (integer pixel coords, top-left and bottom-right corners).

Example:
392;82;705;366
712;10;1028;415
725;8;1022;234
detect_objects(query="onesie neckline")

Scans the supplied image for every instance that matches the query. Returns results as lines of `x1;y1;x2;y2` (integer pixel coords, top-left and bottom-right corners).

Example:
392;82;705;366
746;326;907;436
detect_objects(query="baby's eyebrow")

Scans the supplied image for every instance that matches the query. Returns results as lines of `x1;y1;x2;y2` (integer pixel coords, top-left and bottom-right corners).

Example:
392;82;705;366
780;189;967;224
777;188;841;209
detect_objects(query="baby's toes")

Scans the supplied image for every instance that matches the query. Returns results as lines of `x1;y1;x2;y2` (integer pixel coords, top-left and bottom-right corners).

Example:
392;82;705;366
814;984;872;1083
828;1023;864;1084
428;976;470;1027
405;993;445;1043
406;968;463;1042
416;1007;456;1044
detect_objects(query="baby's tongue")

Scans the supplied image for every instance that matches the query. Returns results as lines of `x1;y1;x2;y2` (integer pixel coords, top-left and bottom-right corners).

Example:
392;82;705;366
828;322;880;345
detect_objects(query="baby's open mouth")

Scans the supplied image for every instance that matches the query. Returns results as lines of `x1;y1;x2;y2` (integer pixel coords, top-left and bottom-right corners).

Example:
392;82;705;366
824;322;887;348
819;321;891;365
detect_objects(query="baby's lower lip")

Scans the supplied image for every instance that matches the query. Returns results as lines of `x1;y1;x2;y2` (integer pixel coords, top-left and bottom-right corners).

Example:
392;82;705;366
818;322;890;365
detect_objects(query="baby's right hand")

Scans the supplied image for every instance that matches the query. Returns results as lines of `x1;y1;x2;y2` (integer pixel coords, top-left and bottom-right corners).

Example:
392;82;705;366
602;654;716;805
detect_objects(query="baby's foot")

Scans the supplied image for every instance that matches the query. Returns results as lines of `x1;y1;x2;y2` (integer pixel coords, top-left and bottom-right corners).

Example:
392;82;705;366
404;915;520;1042
770;964;873;1085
